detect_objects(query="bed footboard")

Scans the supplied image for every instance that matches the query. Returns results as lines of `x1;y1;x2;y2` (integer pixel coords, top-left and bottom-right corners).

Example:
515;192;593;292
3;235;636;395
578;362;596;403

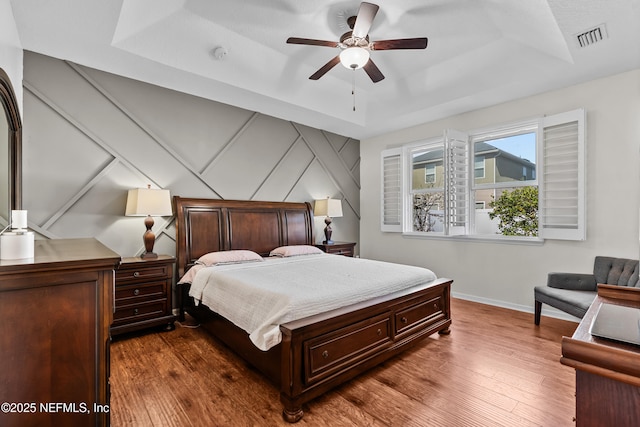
278;277;452;422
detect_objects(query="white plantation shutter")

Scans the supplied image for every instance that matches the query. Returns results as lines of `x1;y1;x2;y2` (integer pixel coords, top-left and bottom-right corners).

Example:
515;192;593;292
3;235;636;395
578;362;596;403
444;129;469;235
539;109;586;240
381;147;403;232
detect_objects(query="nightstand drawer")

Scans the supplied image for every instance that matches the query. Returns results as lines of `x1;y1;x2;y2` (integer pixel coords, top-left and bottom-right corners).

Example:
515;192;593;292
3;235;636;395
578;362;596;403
324;246;354;256
113;300;168;323
116;264;171;282
315;242;356;257
115;281;167;303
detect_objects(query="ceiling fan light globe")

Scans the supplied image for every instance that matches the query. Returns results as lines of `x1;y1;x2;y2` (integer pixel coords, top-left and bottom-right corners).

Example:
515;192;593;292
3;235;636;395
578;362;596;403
339;47;369;70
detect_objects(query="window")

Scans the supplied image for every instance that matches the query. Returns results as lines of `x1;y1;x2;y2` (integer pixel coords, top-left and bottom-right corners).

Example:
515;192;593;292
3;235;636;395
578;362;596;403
381;109;586;241
472;128;538;237
411;142;444;232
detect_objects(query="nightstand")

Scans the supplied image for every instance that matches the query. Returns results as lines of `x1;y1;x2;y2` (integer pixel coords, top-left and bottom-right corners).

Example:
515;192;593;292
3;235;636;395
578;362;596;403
111;255;176;336
315;241;356;257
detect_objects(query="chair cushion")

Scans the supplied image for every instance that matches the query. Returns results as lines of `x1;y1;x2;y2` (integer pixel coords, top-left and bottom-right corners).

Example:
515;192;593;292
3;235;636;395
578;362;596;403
547;272;596;291
594;256;639;287
534;286;596;319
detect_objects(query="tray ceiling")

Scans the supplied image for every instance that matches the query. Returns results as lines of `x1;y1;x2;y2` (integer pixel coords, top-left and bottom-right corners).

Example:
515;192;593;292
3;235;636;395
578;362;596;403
10;0;640;139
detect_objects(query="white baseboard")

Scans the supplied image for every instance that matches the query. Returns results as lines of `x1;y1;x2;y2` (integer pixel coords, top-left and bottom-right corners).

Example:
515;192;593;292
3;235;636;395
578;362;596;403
451;291;581;323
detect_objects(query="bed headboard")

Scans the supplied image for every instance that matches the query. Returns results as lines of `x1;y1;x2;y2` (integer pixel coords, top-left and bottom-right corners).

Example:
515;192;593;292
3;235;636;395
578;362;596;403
173;197;314;277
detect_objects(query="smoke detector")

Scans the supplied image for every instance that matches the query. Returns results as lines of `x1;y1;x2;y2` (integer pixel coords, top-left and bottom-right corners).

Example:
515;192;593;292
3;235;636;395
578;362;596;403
212;47;228;60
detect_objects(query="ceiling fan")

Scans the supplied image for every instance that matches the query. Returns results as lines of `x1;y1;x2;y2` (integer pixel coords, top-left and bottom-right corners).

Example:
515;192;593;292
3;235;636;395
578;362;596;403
286;2;428;83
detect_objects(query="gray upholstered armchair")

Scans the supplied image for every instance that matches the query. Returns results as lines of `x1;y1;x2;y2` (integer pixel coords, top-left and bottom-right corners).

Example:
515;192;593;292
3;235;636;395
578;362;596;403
534;256;639;325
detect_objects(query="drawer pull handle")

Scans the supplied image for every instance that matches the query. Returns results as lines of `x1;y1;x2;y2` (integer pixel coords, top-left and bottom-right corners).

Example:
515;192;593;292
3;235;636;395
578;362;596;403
322;350;329;359
133;272;140;278
133;289;140;296
401;317;408;324
433;303;439;310
377;329;382;336
133;308;139;315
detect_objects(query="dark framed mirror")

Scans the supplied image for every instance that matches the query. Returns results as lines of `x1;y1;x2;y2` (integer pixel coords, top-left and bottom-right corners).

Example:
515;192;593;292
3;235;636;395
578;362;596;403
0;67;22;228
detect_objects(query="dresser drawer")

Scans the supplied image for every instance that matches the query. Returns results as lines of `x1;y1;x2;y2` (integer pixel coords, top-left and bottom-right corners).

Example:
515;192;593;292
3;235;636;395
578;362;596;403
394;295;445;336
304;313;391;384
113;300;168;324
116;264;171;282
115;281;167;303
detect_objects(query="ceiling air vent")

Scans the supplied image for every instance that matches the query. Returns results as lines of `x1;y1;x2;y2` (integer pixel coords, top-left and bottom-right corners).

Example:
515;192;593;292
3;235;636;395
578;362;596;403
575;24;608;48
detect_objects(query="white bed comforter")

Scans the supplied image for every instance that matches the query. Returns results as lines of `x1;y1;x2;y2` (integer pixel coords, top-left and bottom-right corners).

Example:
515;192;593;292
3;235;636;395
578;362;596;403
189;254;437;351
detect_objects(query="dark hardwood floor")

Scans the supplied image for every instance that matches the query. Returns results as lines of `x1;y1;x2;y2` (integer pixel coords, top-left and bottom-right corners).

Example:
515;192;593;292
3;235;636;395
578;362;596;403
110;298;578;426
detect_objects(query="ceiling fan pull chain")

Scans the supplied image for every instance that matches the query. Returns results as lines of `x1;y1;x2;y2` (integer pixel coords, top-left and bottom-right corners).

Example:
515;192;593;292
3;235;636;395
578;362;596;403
352;68;356;111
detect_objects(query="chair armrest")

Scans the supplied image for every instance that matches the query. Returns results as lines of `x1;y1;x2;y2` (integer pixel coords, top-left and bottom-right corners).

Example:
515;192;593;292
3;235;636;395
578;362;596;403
547;272;597;291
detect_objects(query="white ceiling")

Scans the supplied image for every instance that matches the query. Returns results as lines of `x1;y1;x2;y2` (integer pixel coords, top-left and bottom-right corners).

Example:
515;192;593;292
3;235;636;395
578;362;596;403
10;0;640;139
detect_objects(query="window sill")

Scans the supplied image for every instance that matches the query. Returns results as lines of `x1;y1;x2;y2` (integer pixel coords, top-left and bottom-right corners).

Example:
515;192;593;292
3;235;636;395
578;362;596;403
401;232;544;246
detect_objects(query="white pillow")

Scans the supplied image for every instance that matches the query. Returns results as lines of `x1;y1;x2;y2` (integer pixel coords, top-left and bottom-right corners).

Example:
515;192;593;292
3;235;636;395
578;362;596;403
270;245;324;257
196;250;263;267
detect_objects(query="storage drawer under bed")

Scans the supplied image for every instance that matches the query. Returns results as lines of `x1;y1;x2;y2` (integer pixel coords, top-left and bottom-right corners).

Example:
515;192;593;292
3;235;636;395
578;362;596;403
304;313;392;384
394;295;445;336
299;286;448;386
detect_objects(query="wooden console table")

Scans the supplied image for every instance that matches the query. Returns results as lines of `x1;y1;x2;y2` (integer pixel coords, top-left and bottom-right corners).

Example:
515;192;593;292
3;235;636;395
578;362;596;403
561;284;640;426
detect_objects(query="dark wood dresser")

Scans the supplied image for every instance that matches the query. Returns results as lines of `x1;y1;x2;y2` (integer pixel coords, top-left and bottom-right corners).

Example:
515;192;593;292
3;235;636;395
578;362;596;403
314;241;356;257
561;285;640;426
111;255;175;336
0;238;120;427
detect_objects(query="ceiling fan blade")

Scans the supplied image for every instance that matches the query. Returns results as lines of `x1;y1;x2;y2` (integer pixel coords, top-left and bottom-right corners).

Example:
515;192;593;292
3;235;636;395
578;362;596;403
287;37;339;48
363;59;385;83
352;2;380;38
372;38;428;50
309;55;341;80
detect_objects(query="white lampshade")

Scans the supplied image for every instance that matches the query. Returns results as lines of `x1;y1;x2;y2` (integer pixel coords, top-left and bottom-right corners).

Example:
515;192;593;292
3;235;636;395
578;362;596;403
339;47;370;69
314;198;343;218
125;187;172;217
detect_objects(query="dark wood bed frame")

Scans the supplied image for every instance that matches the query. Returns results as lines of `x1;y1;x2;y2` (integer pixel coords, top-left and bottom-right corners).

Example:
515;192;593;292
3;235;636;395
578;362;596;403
173;197;453;422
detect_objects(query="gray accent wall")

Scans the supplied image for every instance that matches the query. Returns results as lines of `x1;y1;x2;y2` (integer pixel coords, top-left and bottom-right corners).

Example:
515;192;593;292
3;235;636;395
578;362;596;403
22;51;360;258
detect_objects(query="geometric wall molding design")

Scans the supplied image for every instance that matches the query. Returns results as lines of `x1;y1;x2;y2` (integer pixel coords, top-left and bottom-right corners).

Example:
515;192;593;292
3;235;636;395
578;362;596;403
22;51;360;258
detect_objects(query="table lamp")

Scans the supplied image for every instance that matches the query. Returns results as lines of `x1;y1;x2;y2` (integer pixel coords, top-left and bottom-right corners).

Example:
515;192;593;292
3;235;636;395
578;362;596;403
125;185;172;259
314;198;343;244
